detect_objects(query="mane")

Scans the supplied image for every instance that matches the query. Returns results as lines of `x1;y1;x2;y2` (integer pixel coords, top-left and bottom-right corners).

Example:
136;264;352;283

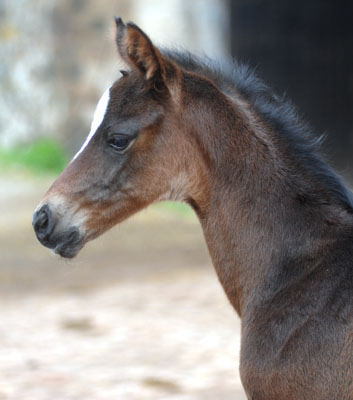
163;49;353;212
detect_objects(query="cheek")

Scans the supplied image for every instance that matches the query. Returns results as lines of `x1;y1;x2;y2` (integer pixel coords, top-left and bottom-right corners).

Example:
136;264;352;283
70;147;126;202
66;142;182;237
125;147;172;196
81;129;180;219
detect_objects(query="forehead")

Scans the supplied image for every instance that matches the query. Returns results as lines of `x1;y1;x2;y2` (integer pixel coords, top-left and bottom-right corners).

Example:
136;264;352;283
72;86;111;160
73;74;164;161
90;75;143;129
91;87;111;133
108;74;148;112
105;75;163;125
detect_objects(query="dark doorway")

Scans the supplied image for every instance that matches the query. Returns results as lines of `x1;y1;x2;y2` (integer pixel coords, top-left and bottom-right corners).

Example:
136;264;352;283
230;0;353;179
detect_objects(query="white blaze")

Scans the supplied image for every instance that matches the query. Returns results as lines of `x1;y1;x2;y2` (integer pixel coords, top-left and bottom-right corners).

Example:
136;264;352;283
72;86;111;160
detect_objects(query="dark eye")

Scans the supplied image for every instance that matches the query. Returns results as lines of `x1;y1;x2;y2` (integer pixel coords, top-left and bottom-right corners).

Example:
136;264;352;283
108;134;132;152
120;70;128;77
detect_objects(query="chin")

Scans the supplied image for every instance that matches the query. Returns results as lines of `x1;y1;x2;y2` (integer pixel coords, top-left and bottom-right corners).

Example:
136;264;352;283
54;242;83;259
53;228;85;259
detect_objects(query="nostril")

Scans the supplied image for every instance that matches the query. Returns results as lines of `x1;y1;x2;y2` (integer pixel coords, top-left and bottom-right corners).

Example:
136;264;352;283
33;204;55;242
36;211;48;233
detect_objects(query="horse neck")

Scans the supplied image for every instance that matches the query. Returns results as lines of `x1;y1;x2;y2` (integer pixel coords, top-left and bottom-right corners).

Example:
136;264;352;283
188;92;349;316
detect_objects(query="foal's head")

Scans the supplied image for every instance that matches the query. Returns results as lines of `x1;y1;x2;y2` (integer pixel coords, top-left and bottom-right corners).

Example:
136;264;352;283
33;18;210;258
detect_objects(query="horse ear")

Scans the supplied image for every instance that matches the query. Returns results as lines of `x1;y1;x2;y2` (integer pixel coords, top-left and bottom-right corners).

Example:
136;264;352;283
115;17;165;82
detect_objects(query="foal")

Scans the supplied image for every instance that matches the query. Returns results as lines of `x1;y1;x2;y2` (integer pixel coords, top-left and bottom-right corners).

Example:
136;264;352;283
33;18;353;399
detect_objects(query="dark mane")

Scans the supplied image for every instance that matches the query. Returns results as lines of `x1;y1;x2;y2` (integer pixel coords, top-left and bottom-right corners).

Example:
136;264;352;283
163;49;353;212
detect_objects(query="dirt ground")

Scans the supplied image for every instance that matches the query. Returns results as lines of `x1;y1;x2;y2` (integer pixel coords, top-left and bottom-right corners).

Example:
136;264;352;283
0;173;246;400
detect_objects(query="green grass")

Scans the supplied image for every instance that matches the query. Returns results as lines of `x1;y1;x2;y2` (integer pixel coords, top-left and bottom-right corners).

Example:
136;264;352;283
158;201;194;216
0;138;69;174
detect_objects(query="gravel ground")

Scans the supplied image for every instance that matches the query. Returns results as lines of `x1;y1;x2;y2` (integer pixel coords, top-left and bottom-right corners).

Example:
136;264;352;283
0;173;246;400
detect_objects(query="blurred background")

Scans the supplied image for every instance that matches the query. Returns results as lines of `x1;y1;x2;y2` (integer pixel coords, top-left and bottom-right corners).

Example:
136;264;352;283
0;1;352;399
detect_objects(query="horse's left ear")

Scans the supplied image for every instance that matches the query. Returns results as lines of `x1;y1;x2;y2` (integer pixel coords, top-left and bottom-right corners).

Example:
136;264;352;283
115;17;166;83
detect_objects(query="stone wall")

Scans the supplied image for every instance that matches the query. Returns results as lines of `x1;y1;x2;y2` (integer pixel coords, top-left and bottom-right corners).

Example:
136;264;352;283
0;0;230;154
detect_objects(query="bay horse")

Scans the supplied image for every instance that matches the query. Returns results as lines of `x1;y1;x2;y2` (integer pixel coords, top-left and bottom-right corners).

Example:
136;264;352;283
33;18;353;399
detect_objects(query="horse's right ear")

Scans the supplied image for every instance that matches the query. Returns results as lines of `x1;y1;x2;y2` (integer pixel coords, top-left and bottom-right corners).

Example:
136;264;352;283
115;17;167;83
